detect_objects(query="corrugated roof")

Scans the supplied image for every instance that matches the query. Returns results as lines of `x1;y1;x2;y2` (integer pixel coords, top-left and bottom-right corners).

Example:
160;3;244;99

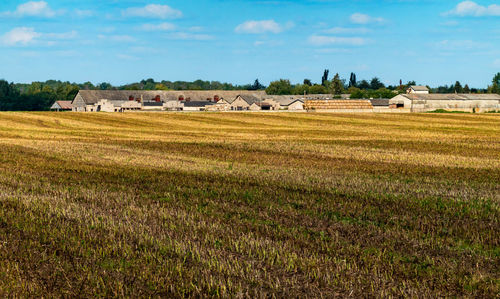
370;99;390;106
402;93;500;101
410;86;429;91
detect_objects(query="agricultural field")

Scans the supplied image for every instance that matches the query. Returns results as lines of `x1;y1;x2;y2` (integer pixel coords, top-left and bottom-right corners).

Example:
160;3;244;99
0;112;498;297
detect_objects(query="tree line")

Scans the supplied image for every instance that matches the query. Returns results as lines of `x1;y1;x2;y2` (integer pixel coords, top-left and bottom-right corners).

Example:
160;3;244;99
0;72;498;111
265;70;499;98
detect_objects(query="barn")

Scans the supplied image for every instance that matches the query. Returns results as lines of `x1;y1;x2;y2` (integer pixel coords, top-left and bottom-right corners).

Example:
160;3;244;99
389;93;500;113
50;101;72;111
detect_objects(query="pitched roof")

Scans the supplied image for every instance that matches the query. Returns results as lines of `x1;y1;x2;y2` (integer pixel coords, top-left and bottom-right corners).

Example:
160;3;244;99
401;93;500;101
410;85;429;91
74;90;266;105
52;101;72;109
236;94;262;105
370;99;390;106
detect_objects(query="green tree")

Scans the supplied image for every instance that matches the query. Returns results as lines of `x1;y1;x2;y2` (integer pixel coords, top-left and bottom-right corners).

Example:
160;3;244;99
493;72;500;86
265;79;293;95
454;81;463;93
463;84;470;93
370;77;385;90
357;80;370;90
303;79;312;86
348;87;365;99
293;84;310;95
249;79;265;90
348;72;357;88
321;69;329;87
309;84;328;94
331;73;344;95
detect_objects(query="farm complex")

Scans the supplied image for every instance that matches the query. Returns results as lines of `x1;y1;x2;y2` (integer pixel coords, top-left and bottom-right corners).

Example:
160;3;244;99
68;86;500;113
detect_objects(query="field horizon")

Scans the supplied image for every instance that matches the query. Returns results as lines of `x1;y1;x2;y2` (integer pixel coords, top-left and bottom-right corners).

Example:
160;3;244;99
0;112;498;297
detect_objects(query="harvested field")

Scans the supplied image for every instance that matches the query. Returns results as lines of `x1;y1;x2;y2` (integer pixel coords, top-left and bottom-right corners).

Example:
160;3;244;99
0;112;498;297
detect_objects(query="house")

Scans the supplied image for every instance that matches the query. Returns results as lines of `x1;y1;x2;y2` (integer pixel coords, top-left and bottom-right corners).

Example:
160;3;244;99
407;85;429;94
228;95;261;111
389;93;500;113
266;96;304;110
50;101;72;111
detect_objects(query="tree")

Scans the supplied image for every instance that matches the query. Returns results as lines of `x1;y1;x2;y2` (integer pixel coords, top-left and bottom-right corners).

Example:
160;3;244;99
321;69;329;87
348;73;357;88
454;81;463;93
357;80;370;90
348;87;364;99
249;79;265;90
463;84;470;93
493;72;500;86
489;82;500;94
98;82;113;90
293;84;309;95
370;77;385;90
331;73;344;95
265;79;293;95
303;79;312;86
155;83;169;90
309;84;328;94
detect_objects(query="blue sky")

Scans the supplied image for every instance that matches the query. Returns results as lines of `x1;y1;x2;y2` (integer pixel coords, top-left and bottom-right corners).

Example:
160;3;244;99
0;0;499;87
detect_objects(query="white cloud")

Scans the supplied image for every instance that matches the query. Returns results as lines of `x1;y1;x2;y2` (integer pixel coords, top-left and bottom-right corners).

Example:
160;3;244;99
235;20;291;34
445;1;500;17
2;27;40;45
1;27;78;46
117;54;139;60
323;27;370;34
44;31;77;39
350;13;385;24
75;9;94;17
167;32;214;41
308;35;367;46
123;4;182;19
4;1;56;18
98;34;136;42
139;23;176;31
493;59;500;67
436;39;488;50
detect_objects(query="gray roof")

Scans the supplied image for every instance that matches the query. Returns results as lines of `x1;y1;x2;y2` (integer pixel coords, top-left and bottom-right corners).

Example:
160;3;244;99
236;94;262;105
183;101;216;108
143;102;163;107
401;93;500;101
410;85;429;91
74;90;266;105
370;99;390;106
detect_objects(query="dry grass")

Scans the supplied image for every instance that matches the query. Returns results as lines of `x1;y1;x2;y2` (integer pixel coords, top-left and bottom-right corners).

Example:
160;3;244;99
0;112;498;297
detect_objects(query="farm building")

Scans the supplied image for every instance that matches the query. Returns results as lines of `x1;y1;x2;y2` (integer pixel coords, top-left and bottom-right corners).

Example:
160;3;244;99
264;95;305;110
389;93;500;113
71;90;266;112
50;101;72;111
407;86;430;94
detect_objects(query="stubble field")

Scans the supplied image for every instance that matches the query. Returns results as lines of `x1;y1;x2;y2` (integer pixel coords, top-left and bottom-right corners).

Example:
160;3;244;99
0;112;498;297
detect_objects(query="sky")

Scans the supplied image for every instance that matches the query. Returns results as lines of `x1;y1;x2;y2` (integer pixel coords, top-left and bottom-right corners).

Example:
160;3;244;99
0;0;499;88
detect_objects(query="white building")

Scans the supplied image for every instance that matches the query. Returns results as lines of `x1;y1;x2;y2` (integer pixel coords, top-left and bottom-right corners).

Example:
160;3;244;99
407;86;430;94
